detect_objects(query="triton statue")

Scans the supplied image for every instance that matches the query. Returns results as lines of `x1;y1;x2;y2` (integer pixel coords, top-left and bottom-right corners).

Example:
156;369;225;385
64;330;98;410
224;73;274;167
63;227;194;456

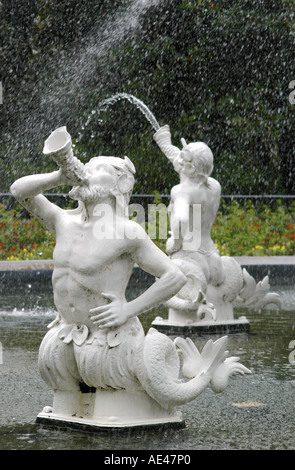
10;126;250;430
153;125;281;331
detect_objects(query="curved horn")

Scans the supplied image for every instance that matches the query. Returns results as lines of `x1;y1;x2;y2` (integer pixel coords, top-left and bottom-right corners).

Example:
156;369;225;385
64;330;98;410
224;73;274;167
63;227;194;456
43;127;88;185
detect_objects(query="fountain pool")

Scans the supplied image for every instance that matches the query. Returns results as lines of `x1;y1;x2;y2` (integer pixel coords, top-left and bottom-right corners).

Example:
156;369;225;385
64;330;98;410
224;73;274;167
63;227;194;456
0;274;294;451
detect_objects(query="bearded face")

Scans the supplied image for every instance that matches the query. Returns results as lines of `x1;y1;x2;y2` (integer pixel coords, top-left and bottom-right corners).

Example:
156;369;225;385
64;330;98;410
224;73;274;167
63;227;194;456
69;158;135;206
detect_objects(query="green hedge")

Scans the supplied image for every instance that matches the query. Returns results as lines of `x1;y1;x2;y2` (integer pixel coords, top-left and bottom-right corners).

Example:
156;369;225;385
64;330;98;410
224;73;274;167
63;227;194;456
212;199;295;256
1;199;294;261
1;0;295;196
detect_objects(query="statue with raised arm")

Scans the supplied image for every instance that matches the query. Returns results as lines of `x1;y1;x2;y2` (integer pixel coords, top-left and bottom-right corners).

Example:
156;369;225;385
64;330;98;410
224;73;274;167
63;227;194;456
153;125;281;330
10;126;250;430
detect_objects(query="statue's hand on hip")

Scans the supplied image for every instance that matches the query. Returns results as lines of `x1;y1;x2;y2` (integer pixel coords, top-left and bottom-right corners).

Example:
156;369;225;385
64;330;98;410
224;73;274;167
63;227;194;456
89;293;129;329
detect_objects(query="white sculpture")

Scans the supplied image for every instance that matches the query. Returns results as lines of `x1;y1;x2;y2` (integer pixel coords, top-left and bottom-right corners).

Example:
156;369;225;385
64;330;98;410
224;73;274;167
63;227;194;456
152;125;281;332
10;127;250;431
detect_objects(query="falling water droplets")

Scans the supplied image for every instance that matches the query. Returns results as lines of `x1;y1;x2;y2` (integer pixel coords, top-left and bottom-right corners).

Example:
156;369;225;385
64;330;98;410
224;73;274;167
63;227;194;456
77;93;160;142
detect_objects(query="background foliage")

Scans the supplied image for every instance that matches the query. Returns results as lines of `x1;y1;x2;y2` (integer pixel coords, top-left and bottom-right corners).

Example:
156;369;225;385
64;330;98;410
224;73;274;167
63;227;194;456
1;0;295;196
1;199;294;260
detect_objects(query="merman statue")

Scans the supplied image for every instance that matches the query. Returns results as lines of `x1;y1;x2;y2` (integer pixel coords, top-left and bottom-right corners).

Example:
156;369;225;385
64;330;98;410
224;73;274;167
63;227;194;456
153;125;281;331
10;126;250;430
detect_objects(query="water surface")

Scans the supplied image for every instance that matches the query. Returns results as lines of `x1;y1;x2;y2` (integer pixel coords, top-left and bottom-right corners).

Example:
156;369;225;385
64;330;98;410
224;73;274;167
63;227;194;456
0;284;294;450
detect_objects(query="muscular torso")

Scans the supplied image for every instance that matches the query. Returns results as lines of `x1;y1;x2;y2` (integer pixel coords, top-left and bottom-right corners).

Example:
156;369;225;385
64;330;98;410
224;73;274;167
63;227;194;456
52;211;134;330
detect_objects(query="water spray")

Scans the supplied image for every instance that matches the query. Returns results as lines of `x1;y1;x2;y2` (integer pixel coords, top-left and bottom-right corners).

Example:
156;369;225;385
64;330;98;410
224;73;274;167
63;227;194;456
99;93;160;131
43;95;160;183
81;93;160;138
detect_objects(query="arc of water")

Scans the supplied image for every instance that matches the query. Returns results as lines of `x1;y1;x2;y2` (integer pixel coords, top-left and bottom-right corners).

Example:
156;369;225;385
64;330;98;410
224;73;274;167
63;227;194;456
101;93;160;131
81;93;160;137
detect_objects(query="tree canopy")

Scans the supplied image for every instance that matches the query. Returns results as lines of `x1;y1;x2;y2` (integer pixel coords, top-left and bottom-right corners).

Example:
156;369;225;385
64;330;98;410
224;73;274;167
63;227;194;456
1;0;295;195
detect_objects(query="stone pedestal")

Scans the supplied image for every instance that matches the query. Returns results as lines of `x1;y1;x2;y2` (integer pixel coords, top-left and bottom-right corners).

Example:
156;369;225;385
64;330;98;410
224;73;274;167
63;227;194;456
36;389;185;432
152;315;250;336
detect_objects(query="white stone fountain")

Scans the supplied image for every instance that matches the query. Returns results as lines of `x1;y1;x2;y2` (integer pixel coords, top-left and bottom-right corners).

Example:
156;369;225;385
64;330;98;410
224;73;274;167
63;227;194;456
10;126;251;431
152;124;281;334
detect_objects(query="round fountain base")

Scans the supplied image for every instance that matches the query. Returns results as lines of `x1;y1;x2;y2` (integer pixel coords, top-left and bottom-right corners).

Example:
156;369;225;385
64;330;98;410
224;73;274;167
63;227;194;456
151;316;250;336
35;389;185;433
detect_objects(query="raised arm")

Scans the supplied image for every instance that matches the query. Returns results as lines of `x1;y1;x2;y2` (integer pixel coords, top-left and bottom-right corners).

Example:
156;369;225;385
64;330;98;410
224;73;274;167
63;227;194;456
127;229;187;315
10;169;65;234
153;125;180;164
